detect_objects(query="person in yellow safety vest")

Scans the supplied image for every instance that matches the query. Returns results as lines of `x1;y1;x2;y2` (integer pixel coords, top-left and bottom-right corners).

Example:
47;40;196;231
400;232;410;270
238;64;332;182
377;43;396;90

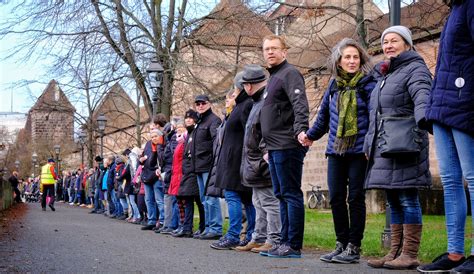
40;158;58;211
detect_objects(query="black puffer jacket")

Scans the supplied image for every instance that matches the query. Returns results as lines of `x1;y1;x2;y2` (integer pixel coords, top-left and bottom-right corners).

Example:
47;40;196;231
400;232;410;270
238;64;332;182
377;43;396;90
214;90;253;192
191;108;222;173
241;87;272;188
364;51;432;190
205;119;225;198
162;130;178;193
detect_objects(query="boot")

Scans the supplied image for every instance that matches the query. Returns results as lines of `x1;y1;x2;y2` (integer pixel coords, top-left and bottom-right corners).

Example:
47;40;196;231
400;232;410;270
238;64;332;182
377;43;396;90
383;224;422;270
367;224;403;268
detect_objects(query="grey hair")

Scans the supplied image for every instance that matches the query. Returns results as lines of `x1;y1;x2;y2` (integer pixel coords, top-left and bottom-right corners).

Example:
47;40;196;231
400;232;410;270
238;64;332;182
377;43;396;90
327;38;372;78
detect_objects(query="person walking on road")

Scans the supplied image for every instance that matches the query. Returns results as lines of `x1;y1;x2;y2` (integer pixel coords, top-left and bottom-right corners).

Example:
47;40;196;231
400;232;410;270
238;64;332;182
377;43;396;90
40;158;58;211
9;171;22;203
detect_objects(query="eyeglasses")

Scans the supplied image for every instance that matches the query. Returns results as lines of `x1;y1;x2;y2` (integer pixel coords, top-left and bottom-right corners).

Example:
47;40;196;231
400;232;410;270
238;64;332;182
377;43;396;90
195;101;208;106
263;46;282;53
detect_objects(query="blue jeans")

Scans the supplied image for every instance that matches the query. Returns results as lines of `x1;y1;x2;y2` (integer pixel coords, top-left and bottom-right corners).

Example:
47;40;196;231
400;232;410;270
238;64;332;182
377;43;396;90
224;190;256;242
119;197;128;215
268;147;306;250
128;194;140;220
386;189;422;224
434;123;474;254
163;194;179;229
144;181;165;225
110;190;122;216
197;172;222;235
93;189;102;211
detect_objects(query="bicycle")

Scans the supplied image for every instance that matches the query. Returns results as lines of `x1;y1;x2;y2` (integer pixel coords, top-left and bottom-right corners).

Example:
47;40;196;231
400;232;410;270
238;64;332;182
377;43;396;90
307;184;326;209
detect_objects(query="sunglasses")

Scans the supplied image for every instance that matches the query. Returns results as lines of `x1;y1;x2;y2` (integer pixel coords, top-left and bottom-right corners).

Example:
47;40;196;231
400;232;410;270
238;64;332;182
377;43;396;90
195;101;208;106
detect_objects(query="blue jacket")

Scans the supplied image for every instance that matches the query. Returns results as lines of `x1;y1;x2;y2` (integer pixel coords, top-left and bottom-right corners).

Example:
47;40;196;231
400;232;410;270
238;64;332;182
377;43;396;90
426;0;474;134
307;75;376;155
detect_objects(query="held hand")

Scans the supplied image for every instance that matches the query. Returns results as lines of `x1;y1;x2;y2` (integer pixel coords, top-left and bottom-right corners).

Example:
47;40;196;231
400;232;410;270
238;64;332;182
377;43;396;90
263;153;269;163
139;156;147;163
297;132;307;145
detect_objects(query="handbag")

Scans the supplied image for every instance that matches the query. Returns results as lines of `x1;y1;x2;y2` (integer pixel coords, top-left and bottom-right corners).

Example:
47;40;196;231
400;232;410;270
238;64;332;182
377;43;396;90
376;80;423;158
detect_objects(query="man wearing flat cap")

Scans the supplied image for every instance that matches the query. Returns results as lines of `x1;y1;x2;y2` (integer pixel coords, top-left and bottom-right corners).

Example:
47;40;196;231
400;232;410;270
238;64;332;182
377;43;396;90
191;94;223;240
238;64;282;253
259;35;310;258
40;158;59;211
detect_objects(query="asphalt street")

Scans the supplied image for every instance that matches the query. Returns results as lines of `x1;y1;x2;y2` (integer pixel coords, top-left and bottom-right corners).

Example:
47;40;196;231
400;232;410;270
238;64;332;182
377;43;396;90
0;203;417;273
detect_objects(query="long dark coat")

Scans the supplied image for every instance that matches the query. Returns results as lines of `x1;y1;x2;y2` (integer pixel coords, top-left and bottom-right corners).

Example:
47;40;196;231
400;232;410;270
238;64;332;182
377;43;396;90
364;51;432;190
179;127;199;197
214;90;253;192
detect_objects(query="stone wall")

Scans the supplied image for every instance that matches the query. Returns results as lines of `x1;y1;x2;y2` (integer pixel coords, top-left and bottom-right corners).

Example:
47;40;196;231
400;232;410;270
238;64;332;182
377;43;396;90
30;110;74;144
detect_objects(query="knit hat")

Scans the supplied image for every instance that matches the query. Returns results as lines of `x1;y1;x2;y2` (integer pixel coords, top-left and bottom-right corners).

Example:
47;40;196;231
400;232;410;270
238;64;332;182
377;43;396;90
184;109;198;122
47;158;55;163
94;156;103;162
381;25;413;48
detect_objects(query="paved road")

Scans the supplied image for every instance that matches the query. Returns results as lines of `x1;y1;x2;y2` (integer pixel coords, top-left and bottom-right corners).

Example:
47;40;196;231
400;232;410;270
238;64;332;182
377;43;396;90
0;203;417;273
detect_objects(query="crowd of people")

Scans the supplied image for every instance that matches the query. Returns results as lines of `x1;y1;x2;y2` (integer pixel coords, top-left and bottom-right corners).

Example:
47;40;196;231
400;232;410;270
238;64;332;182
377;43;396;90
8;1;473;272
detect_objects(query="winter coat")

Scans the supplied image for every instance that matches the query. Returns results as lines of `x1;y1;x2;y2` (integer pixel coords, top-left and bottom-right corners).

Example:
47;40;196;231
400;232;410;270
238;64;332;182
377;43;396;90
241;87;272;188
191;108;222;173
214;90;253;192
364;51;432;190
140;140;160;185
307;75;376;155
169;141;184;196
204;116;226;198
180;127;199;197
117;163;132;195
260;60;310;150
162;130;178;193
425;0;474;135
106;162;116;192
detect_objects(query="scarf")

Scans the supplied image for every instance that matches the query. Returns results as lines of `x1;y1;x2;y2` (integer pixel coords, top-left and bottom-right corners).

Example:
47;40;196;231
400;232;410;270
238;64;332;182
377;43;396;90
334;69;364;154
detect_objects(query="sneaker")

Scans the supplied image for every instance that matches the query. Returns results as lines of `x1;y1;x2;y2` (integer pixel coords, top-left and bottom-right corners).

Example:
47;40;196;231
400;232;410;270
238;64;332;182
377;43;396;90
210;238;239;250
48;204;56;212
451;255;474;274
417;253;465;273
331;243;360;264
235;241;263;252
160;227;174;235
233;239;250;249
320;241;345;263
200;232;222;240
267;244;302;258
260;244;280;257
193;230;205;239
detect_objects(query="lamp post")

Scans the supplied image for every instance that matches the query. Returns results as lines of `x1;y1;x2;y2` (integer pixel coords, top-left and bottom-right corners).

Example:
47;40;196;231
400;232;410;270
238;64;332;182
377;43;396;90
97;113;107;158
146;58;164;120
32;152;38;177
78;130;87;169
14;160;20;171
54;145;61;176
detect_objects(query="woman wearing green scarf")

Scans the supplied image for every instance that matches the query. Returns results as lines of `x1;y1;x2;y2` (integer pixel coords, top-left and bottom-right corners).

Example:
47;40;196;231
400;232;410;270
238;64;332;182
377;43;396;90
303;38;376;264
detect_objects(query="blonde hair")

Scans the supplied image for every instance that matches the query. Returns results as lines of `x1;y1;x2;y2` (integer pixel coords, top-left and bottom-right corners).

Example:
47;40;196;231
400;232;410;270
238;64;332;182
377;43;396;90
262;35;289;50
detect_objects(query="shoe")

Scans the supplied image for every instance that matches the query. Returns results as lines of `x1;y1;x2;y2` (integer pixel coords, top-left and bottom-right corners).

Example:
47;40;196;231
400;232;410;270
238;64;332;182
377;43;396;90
417;253;465;273
42;207;46;211
236;239;250;248
117;215;127;221
235;241;263;252
193;230;205;239
141;224;155;231
48;204;56;212
451;255;474;274
171;228;183;237
260;244;280;257
199;232;222;240
109;214;117;219
160;227;174;235
320;241;345;263
210;238;239;250
89;210;97;214
331;243;360;264
368;224;403;268
172;230;193;238
267;244;302;258
69;202;74;205
251;243;273;253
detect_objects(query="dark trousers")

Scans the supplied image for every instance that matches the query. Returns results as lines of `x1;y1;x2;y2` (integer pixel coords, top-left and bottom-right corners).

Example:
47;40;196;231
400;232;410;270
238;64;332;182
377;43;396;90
268;147;307;250
13;187;21;203
327;154;367;247
41;184;55;209
195;195;205;233
94;188;102;211
181;196;194;232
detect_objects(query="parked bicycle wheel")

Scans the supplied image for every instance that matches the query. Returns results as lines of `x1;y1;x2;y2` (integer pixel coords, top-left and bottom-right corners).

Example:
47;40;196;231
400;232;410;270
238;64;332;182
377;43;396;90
307;194;318;209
